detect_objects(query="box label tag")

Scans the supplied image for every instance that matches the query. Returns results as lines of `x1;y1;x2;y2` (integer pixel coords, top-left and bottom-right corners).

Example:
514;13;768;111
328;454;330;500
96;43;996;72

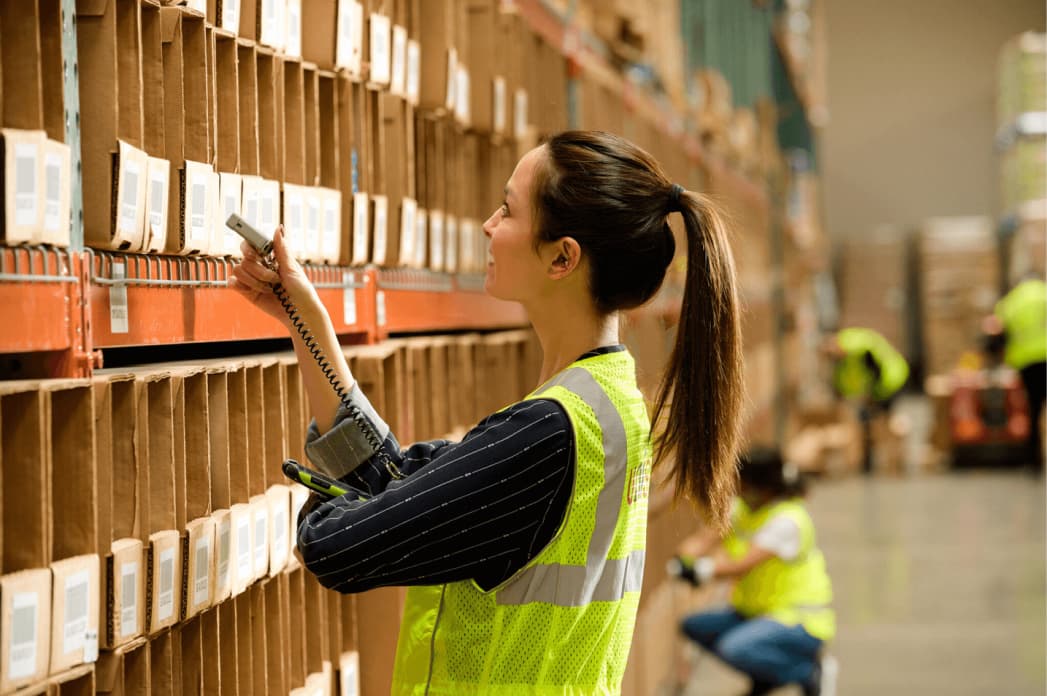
306;192;321;260
372;196;388;265
109;262;129;334
376;290;387;327
63;570;90;656
390;25;407;96
157;547;175;622
514;88;528;139
429;211;445;272
406;40;420;105
273;504;288;562
337;1;364;75
369;14;392;85
14;142;38;228
236;516;252;582
285;0;302;57
194;536;211;606
44;152;62;233
188;172;209;248
148;168;168;249
352;192;369;265
83;630;98;664
455;66;470;124
399;198;417;265
120;561;138;637
9;591;38;679
414;209;428;268
445;216;458;273
286;189;305;259
343;272;357;325
119;157;141;237
223;189;240;254
493;77;507;133
445;49;457;111
253;508;269;574
340;653;360;696
218;518;231;589
221;0;240;30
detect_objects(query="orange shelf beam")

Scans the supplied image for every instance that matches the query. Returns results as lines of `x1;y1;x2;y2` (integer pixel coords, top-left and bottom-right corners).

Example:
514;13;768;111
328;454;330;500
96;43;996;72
0;247;80;353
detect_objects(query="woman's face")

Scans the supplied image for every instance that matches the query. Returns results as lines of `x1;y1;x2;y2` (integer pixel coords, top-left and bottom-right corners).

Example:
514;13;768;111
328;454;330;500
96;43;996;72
482;146;548;302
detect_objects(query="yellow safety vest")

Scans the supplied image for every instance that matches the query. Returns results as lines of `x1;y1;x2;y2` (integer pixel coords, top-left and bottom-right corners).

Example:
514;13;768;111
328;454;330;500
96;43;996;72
833;327;909;401
723;498;836;642
995;279;1047;369
391;351;652;695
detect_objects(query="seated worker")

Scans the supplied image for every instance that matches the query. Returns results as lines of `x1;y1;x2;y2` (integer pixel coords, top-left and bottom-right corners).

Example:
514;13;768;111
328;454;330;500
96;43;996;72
671;447;835;696
821;327;909;473
995;275;1047;471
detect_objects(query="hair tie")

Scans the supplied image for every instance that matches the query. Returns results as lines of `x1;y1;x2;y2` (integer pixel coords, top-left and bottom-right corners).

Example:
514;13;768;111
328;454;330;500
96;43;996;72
669;184;684;212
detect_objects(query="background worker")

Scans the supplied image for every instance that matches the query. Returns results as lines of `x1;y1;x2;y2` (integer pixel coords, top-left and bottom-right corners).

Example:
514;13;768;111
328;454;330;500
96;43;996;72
821;327;909;474
671;447;835;696
230;130;745;694
995;274;1047;472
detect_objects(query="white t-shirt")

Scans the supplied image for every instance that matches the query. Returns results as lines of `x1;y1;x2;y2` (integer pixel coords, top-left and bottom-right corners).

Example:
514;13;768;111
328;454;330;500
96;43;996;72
751;513;802;561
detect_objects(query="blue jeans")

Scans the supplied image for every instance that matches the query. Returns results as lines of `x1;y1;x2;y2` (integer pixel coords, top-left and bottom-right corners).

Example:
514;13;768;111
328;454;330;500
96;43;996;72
681;607;822;688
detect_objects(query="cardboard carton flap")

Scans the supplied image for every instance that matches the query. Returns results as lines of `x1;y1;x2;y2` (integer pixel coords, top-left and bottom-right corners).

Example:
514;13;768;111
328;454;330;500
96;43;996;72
160;6;183;44
76;0;111;18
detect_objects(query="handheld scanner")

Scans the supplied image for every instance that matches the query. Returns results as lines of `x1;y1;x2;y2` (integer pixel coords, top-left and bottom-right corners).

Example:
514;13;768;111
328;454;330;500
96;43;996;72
225;213;274;257
282;459;349;499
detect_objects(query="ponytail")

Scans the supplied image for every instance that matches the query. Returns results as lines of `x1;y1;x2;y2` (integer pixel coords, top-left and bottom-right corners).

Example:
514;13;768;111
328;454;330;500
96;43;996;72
651;191;743;533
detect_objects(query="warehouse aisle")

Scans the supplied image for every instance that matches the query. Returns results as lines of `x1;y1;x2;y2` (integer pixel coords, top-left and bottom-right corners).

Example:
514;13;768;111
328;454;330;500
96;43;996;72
683;472;1046;695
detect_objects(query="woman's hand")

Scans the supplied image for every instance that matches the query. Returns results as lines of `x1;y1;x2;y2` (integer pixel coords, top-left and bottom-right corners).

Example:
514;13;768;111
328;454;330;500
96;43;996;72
228;226;324;327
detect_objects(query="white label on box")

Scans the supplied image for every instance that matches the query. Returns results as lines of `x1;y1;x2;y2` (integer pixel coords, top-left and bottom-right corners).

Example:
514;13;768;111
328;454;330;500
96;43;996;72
343;272;357;325
372;196;388;264
221;0;240;30
406;40;420;105
109;262;129;334
189;172;209;247
322;195;339;260
285;0;302;57
194;536;210;606
62;570;90;656
119;158;141;236
9;591;38;679
260;0;278;46
157;547;175;622
429;211;445;271
243;187;260;229
286;189;305;258
273;504;288;562
414;209;428;268
455;66;470;124
306;192;321;259
148;169;167;245
445;215;458;273
218;518;231;589
223;189;240;254
44;152;62;232
120;561;138;637
390;25;407;96
14;141;38;228
340;653;360;696
445;49;457;111
458;219;473;272
493;76;507;134
186;0;206;12
236;516;252;581
337;1;364;74
352;192;369;264
376;289;387;327
514;88;528;139
369;14;391;86
399;197;417;264
253;508;268;574
83;630;98;664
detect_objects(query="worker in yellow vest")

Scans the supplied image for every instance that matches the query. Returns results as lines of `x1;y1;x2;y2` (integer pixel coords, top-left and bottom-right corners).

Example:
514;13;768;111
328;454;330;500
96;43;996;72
821;327;909;473
671;448;835;696
995;275;1047;471
232;131;746;694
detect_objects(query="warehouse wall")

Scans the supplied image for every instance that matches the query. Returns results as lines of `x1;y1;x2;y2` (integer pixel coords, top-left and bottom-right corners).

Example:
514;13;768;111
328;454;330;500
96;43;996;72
822;0;1045;238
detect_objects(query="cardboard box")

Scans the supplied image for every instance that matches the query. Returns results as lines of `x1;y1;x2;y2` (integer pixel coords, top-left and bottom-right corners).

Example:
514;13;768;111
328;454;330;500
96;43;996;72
237;38;259;176
173;159;214;255
368;13;392;88
303;65;320;186
444;214;458;273
255;48;279;181
93;636;148;696
282;182;307;261
370;194;389;266
145;531;180;634
48;556;100;675
0;568;52;692
45;381;98;563
266;486;291;578
304;187;323;262
218;172;243;257
404;339;431;440
210;509;233;605
258;178;282;242
142;156;171;253
283;58;306;186
0;0;45;131
48;663;96;694
182;517;215;620
339;651;360;696
102;538;144;649
285;0;302;58
249;496;269;582
1;129;44;245
335;0;364;78
356;586;403;696
320;187;342;264
141;0;165;158
428;210;445;272
40;137;71;247
210;0;241;32
229;503;253;598
257;0;287;52
417;0;455;113
214;30;240;175
0;382;51;572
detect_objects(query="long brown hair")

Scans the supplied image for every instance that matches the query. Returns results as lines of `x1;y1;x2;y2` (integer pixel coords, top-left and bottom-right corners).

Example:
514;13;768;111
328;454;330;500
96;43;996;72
533;131;744;531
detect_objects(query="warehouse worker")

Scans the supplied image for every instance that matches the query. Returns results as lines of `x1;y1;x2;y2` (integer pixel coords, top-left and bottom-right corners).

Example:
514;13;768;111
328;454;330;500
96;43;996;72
230;130;745;694
671;447;834;696
995;275;1047;471
821;327;909;473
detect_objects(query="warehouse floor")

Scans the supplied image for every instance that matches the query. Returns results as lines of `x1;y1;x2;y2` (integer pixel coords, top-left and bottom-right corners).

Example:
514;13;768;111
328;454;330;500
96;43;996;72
680;471;1046;696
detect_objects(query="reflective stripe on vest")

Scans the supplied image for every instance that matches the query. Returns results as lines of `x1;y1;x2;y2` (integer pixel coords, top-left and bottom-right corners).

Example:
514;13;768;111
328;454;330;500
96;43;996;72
497;367;643;607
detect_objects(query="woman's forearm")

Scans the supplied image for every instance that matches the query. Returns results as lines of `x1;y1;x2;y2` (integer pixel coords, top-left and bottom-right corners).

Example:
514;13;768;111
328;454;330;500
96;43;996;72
287;304;355;435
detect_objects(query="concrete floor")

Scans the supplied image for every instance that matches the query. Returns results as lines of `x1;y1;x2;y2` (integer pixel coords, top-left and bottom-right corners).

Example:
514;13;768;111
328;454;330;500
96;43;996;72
683;472;1046;696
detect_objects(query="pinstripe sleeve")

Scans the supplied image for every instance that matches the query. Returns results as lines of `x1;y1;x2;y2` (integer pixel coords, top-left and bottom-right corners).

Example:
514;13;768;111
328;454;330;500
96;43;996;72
296;398;576;593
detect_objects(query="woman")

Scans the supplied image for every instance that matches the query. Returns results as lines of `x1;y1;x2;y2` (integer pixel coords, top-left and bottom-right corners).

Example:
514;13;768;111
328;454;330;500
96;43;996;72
230;131;744;694
674;447;834;696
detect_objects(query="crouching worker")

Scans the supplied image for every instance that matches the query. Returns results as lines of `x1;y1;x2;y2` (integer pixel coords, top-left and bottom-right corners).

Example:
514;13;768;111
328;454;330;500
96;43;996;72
670;447;835;696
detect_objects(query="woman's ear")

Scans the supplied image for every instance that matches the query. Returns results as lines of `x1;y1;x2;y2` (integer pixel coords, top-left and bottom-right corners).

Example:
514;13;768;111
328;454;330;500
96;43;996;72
546;237;582;279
